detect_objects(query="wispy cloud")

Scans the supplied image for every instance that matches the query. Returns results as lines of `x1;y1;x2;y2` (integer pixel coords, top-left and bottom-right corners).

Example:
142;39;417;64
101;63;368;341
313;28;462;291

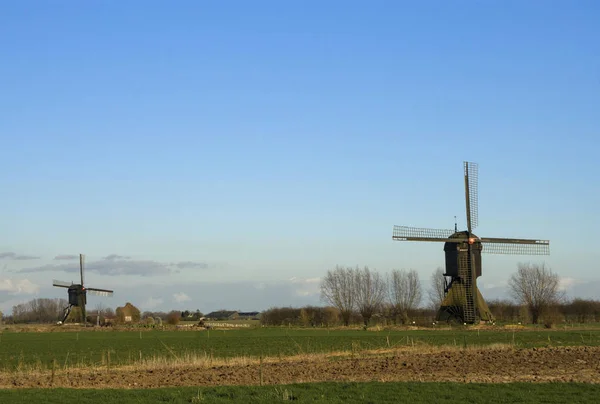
173;292;191;303
103;254;131;261
559;277;581;291
289;276;321;297
0;278;40;294
142;296;164;310
20;260;171;276
0;252;40;260
54;255;79;261
18;258;212;277
175;261;209;269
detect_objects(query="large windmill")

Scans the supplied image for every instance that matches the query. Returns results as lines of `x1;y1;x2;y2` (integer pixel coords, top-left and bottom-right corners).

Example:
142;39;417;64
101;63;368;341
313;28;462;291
53;254;114;325
392;161;550;324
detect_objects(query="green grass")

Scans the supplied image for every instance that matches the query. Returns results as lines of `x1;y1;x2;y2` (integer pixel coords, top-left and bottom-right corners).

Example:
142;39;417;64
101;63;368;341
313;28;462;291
0;382;598;403
0;327;599;371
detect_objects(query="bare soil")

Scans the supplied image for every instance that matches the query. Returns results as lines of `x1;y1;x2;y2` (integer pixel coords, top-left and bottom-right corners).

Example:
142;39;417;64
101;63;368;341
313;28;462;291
2;346;599;389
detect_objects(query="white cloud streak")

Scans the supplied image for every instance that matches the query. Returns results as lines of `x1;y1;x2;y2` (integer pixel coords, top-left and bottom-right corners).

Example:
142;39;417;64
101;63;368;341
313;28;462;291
173;292;191;303
0;278;40;294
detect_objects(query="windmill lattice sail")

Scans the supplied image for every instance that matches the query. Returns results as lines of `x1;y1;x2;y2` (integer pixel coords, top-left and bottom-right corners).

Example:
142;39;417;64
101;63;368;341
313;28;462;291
392;226;457;242
52;280;72;288
464;161;479;230
481;241;550;255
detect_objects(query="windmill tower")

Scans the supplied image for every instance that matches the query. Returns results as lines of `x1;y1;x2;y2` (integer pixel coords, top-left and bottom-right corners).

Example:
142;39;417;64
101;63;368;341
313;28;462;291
53;254;114;325
392;161;550;324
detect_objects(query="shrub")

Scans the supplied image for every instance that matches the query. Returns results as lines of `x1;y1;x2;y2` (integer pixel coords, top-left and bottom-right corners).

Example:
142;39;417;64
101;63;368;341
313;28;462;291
166;311;180;325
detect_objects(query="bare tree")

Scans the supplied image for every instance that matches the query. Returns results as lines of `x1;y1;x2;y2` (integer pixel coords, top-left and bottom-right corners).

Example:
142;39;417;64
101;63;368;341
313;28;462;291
11;298;68;323
354;266;387;327
428;267;446;310
320;266;356;326
388;269;422;324
95;303;106;326
508;262;563;324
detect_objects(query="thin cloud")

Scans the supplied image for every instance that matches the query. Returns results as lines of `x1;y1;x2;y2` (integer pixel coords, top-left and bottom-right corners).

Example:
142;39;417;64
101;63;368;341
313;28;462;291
54;255;79;261
19;257;215;277
559;277;581;291
0;278;40;294
289;277;321;296
176;261;209;269
142;297;164;310
20;259;175;277
173;292;191;303
103;254;131;261
0;252;40;260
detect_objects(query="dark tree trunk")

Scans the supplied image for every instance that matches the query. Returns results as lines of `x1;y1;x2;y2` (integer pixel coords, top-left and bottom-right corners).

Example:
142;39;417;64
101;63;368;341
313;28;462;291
531;307;540;324
341;311;351;326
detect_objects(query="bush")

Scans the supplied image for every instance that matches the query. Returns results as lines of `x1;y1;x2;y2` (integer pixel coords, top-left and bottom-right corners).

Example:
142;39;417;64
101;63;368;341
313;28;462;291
542;306;564;329
260;306;342;327
166;311;180;325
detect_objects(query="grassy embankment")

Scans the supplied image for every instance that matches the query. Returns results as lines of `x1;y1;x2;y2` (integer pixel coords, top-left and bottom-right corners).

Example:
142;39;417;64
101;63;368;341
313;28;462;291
0;324;598;371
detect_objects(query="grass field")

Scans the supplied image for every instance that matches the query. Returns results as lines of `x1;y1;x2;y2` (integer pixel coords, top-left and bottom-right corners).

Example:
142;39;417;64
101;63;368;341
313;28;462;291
0;325;599;371
0;382;598;403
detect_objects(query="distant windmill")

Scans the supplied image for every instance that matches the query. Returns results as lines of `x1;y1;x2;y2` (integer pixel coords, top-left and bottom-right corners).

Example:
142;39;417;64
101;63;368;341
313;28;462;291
53;254;114;325
392;161;550;324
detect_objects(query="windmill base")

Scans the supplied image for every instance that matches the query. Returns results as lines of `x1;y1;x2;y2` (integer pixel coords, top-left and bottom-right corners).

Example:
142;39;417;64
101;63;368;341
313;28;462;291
436;282;494;324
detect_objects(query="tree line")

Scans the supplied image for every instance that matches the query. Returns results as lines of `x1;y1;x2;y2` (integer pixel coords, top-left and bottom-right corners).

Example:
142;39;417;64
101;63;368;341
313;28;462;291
316;262;595;327
3;300;198;325
3;263;596;327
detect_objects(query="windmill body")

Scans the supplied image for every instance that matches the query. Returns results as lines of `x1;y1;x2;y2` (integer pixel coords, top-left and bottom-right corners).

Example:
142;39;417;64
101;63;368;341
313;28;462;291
53;254;113;325
392;162;550;324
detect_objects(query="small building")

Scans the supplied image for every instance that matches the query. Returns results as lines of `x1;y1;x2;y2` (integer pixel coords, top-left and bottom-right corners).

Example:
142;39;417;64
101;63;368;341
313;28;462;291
205;310;261;320
236;311;261;320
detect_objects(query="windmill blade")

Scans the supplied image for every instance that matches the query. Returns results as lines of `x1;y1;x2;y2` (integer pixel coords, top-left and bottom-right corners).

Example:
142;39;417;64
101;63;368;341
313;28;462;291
80;254;85;286
53;280;72;288
86;288;114;297
464;161;479;231
393;226;462;242
480;237;550;255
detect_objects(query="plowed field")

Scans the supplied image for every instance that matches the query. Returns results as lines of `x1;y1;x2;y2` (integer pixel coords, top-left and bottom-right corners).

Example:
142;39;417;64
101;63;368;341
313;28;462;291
3;345;599;389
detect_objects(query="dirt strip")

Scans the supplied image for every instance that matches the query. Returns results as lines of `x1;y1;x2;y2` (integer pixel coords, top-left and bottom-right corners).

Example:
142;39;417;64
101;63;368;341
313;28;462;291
2;346;599;389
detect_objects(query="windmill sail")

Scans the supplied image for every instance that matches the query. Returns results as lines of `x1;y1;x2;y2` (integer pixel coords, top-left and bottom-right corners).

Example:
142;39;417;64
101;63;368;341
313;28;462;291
53;280;72;288
481;238;550;255
79;254;85;287
87;289;113;297
392;226;459;242
464;161;478;232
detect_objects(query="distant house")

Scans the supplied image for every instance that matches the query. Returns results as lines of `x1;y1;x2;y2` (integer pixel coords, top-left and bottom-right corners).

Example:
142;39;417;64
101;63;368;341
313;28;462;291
236;311;261;320
205;310;238;320
205;310;261;320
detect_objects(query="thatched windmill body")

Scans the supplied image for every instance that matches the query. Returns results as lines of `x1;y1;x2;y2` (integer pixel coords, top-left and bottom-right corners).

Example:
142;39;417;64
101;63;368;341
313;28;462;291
392;161;550;324
52;254;114;325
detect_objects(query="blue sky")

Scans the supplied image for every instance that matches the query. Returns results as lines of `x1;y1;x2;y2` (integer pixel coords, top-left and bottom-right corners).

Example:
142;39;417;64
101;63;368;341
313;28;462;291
0;1;598;314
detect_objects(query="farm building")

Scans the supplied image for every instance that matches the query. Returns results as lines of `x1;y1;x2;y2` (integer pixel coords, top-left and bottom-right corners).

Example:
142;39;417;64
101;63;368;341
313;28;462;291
205;310;261;320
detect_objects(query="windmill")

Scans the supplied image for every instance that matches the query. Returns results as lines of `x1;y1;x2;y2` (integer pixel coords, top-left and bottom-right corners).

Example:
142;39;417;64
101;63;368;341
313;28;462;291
392;161;550;324
52;254;114;325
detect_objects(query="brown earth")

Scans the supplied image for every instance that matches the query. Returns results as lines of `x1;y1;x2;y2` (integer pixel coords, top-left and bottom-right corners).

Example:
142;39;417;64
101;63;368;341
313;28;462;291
2;346;599;389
